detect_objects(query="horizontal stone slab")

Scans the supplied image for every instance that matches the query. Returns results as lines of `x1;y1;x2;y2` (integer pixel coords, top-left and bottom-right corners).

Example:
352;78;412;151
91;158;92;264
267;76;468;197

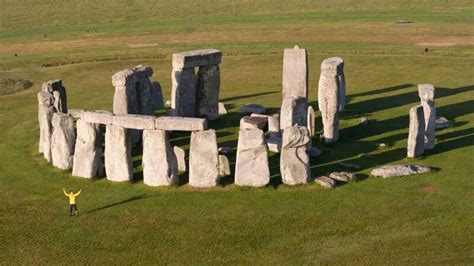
155;117;207;131
172;49;222;68
112;65;154;87
81;110;114;124
68;109;84;119
113;114;156;130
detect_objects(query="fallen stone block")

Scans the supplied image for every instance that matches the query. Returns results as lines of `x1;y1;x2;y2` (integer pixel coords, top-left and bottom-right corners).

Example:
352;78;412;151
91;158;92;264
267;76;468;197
418;84;436;150
371;164;431;178
315;176;336;188
435;117;449;129
266;136;281;153
218;102;228;115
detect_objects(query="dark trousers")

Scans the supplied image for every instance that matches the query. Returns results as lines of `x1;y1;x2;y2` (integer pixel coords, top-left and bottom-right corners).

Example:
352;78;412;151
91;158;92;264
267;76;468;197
69;204;78;215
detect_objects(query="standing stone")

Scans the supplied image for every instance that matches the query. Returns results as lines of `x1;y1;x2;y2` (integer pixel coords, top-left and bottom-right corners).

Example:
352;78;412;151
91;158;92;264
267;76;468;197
307;106;315;137
318;58;342;144
240;116;267;130
151;81;164;110
282;45;308;100
51;113;75;170
280;96;307;131
418;84;436;150
235;129;270;187
218;155;231;177
105;125;133;182
218;102;228;115
189;130;219;187
171;67;197;117
72;119;104;178
38;92;54;157
197;65;220;120
174;146;186;172
280;125;311;185
142;130;178;186
42;80;67;113
268;113;280;137
407;105;425;158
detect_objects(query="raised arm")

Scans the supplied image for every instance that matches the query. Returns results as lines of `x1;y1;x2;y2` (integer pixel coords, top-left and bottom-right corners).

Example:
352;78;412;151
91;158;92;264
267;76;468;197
74;189;82;197
62;188;68;196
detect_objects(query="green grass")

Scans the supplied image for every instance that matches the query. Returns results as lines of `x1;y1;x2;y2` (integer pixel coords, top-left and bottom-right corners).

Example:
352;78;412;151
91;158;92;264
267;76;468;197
0;0;473;264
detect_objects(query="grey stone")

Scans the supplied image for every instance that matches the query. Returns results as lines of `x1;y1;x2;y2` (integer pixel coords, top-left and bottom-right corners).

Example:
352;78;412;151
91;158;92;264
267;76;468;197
42;80;67;113
197;65;220;120
218;146;234;155
174;146;186;172
318;58;342;144
112;69;139;115
72;119;104;178
282;45;308;100
418;84;436;150
151;81;164;110
267;136;282;153
172;49;222;69
105;125;132;182
189;130;219;187
82;110;114;125
240;116;267;130
218;102;228;115
360;117;369;126
155;116;207;131
407;105;425;158
218;155;231;177
320;57;345;111
142;130;178;186
307;147;321;157
171;67;197;117
280;125;311;185
435;117;449;129
268;113;280;137
280;96;307;131
37;92;54;158
339;162;360;170
235;129;270;187
112;114;155;130
315;176;336;188
51;113;75;170
307;106;315;137
371;164;431;178
329;172;356;182
240;104;266;114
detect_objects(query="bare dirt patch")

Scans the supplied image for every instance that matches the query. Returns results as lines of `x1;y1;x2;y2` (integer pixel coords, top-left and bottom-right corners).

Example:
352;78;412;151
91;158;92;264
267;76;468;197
420;182;439;193
0;78;33;95
416;37;474;47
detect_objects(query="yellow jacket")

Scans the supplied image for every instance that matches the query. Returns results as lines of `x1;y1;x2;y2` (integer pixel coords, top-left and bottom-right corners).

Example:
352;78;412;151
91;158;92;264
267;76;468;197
63;189;81;204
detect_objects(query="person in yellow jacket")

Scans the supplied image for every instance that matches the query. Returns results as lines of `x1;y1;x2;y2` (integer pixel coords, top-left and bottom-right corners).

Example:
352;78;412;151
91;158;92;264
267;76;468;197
63;188;82;216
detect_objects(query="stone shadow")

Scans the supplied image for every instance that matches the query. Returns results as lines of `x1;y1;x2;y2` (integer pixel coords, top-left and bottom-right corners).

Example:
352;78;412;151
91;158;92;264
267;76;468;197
220;91;278;102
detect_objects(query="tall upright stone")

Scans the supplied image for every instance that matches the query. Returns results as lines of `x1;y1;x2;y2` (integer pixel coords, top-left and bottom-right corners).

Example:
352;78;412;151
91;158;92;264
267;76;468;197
282;45;308;100
171;67;198;117
37;92;55;161
280;96;308;131
407;105;425;158
51;113;75;170
72;119;104;178
280;125;311;185
189;129;219;187
418;84;436;150
235;129;270;187
307;106;315;137
142;130;179;186
105;125;133;182
318;58;343;144
42;80;67;113
197;65;220;120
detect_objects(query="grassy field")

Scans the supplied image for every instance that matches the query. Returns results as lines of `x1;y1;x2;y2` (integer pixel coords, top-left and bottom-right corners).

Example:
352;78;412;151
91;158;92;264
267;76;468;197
1;0;473;264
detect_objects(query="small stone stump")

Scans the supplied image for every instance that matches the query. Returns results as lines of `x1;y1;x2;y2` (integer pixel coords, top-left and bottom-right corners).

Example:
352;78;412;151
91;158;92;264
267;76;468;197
51;113;75;170
189;129;219;187
280;125;311;185
407;105;425;158
235;128;270;187
142;130;178;186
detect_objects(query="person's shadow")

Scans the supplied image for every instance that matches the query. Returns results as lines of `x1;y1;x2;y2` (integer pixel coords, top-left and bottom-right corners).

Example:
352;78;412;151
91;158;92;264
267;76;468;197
87;194;154;214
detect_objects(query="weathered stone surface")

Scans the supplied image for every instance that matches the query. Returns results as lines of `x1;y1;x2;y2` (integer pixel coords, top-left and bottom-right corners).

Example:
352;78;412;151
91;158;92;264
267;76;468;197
218;102;228;115
371;164;431;178
329;172;356;182
280;125;311;185
280;96;307;131
240;116;267;130
172;49;222;69
171;67;197;117
282;45;308;100
435;117;449;129
42;80;67;113
218;154;231;177
82;110;114;125
418;84;436;150
68;109;84;119
197;65;220;120
339;162;361;170
112;114;155;130
38;91;54;157
174;146;186;172
320;57;345;111
307;106;315;137
72;119;104;178
105;125;132;182
155;117;207;131
407;105;425;158
240;104;266;114
307;146;321;157
235;129;270;187
218;146;234;155
268;114;280;137
51;113;75;170
266;136;281;153
142;130;178;186
315;176;336;188
318;58;342;144
138;78;162;116
189;130;219;187
151;81;164;110
113;80;139;115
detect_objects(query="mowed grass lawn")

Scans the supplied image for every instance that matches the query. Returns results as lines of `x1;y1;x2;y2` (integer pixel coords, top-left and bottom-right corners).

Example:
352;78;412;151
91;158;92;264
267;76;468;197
0;0;473;264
